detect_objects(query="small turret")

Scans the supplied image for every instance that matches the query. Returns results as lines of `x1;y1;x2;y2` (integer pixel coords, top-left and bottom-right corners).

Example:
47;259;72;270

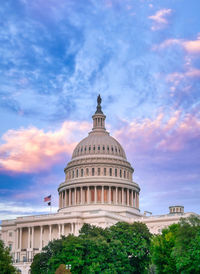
92;94;106;131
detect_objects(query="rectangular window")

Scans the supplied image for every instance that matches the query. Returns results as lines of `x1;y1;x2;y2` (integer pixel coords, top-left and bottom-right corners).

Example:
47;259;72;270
92;168;95;176
120;170;122;178
109;168;112;176
124;170;126;178
76;169;79;177
9;232;12;237
115;169;117;177
81;169;83;177
104;168;106;176
98;168;100;176
86;168;89;176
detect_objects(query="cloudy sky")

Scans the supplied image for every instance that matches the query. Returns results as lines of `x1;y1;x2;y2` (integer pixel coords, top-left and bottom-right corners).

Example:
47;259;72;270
0;0;200;221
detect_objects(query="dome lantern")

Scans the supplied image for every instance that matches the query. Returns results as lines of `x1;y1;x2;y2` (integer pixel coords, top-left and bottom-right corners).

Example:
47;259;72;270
92;94;106;132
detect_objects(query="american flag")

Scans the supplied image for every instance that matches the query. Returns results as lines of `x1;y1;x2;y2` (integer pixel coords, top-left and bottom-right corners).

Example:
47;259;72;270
44;195;51;202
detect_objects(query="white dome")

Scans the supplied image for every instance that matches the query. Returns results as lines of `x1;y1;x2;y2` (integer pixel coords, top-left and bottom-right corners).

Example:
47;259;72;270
72;130;126;159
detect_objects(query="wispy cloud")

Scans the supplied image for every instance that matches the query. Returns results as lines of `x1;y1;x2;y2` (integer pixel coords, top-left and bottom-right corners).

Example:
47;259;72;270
114;111;200;155
149;9;172;30
0;121;90;173
153;36;200;54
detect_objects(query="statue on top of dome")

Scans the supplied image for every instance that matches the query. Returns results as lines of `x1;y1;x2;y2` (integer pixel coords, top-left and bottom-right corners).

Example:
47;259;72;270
97;94;102;106
95;94;103;114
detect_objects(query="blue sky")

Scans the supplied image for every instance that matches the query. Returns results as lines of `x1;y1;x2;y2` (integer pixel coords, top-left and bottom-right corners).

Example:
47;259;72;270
0;0;200;221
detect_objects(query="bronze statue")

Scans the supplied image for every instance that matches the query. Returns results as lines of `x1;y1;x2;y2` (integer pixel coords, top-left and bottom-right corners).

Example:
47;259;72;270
97;94;102;106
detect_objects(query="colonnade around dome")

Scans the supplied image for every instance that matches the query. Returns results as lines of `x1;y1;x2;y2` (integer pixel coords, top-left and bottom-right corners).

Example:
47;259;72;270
59;185;139;209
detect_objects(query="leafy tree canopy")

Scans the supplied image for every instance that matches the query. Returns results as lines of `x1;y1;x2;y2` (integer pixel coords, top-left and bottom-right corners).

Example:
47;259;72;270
151;215;200;274
0;239;16;274
31;222;152;274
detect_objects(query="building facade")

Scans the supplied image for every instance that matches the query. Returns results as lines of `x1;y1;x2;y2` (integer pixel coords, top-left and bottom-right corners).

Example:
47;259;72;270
0;96;198;273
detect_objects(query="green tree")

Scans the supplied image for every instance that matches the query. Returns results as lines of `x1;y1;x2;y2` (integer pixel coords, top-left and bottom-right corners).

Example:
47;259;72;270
151;215;200;274
0;239;16;274
150;224;179;273
31;222;152;274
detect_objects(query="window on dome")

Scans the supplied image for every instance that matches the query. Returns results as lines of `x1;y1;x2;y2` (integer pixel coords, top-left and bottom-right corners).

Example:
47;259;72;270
72;170;75;178
107;146;109;151
98;168;100;175
124;170;126;178
81;147;83;152
86;168;89;176
93;146;95;151
103;146;105;151
78;148;79;153
98;146;100;151
92;168;95;176
109;168;112;176
120;169;122;178
81;169;84;177
89;146;91;151
76;169;79;177
115;169;117;177
104;168;106;176
111;146;114;152
115;147;117;152
85;146;87;151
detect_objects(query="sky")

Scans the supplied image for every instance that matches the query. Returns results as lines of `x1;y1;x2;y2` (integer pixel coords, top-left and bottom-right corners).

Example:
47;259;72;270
0;0;200;222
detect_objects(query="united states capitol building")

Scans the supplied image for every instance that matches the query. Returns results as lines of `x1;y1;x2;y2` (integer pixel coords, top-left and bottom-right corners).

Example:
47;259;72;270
0;96;199;273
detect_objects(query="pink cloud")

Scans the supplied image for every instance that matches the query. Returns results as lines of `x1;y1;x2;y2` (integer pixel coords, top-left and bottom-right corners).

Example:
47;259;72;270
153;37;200;54
0;121;90;173
114;112;200;155
149;9;172;30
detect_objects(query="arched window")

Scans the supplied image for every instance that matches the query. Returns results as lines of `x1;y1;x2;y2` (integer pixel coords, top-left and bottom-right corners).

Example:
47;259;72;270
86;168;89;176
115;169;117;177
92;168;95;176
76;169;79;177
85;146;87;151
98;168;100;175
104;168;106;176
89;146;91;152
81;169;84;177
107;146;109;151
124;170;126;178
120;169;122;178
72;170;75;178
103;146;105;151
111;146;114;152
98;146;100;151
93;145;95;151
109;168;112;176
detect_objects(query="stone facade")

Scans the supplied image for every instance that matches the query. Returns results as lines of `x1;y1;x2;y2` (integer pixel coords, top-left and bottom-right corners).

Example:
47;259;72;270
0;96;199;274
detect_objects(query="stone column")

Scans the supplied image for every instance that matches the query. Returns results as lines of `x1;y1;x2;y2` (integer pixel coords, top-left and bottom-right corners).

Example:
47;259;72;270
49;225;52;242
127;189;130;206
116;187;118;204
16;228;19;250
31;227;34;249
19;227;22;250
69;189;71;206
95;186;97;203
62;224;64;236
40;226;43;250
75;187;77;205
87;186;90;204
81;187;83;204
137;193;139;208
58;224;61;238
108;186;111;204
28;227;30;249
65;190;67;207
101;186;104;203
122;188;124;205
